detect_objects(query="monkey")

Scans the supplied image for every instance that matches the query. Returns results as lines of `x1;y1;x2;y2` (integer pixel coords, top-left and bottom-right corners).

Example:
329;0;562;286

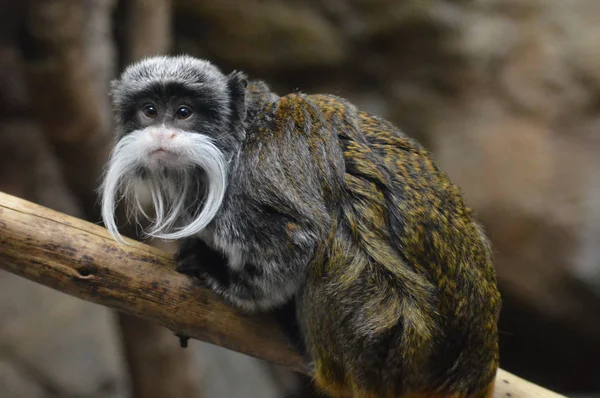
100;55;501;398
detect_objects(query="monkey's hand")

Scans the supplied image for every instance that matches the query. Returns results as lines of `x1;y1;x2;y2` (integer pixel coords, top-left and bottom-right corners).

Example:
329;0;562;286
174;237;263;309
174;237;228;286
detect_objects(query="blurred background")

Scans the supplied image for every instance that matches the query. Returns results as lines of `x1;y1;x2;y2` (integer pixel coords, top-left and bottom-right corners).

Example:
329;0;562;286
0;0;599;397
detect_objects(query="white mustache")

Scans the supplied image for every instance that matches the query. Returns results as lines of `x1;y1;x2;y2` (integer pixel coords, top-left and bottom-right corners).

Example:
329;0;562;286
99;127;227;242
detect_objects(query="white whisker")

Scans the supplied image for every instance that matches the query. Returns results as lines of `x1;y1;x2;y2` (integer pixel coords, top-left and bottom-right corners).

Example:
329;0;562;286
100;127;227;243
149;178;165;231
133;186;151;222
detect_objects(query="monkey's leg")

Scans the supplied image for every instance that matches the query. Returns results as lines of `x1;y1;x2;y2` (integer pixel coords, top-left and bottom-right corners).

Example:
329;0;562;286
297;263;409;398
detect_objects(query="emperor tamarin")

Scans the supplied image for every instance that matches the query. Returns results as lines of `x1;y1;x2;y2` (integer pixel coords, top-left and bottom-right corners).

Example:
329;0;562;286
101;55;501;398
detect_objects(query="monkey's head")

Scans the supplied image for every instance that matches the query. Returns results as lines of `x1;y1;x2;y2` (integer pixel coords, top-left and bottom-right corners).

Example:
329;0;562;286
100;55;248;242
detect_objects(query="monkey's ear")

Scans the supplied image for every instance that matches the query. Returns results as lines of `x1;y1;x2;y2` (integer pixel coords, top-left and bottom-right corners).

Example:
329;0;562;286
227;71;248;134
228;70;248;89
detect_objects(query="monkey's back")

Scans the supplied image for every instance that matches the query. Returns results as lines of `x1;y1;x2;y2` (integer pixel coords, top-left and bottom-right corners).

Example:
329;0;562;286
279;93;502;398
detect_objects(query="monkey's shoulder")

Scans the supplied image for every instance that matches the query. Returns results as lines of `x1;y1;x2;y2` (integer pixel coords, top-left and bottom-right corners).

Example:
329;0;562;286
248;89;399;139
250;92;358;137
272;92;424;150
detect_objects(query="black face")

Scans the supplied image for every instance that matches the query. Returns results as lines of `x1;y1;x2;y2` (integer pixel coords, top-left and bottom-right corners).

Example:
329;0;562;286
118;82;231;139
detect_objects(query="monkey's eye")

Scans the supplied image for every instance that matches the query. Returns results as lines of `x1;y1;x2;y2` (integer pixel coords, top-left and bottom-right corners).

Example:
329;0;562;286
176;106;193;120
142;104;158;118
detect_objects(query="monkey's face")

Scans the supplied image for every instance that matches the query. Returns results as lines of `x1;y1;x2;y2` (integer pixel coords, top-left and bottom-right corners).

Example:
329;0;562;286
116;85;231;171
100;55;247;242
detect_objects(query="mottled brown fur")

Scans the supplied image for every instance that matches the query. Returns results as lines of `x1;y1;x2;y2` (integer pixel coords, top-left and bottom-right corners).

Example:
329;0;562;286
268;92;501;398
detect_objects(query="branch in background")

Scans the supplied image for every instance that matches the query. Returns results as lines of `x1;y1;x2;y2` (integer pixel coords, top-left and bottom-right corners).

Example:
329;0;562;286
0;191;567;398
119;0;172;66
19;0;114;221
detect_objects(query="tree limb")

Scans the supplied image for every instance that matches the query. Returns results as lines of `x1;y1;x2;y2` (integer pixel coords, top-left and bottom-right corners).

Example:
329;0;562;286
119;0;173;66
20;0;114;221
0;191;566;397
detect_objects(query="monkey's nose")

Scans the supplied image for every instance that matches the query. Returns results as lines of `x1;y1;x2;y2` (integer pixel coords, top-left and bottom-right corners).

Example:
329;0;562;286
150;129;177;140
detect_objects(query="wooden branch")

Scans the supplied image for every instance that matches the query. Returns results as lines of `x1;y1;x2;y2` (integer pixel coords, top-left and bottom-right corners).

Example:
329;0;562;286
0;191;302;372
0;191;566;397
